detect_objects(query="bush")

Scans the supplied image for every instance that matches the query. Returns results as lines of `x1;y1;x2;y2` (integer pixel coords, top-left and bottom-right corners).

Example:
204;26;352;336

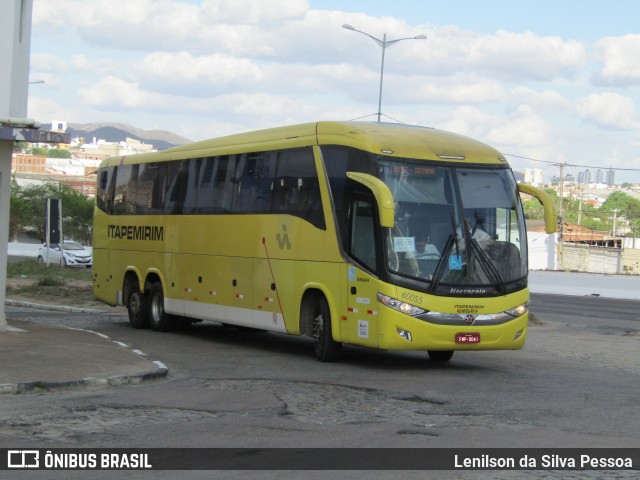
38;275;66;287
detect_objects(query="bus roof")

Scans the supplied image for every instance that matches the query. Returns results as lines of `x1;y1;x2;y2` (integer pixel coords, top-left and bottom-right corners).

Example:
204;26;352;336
100;121;508;167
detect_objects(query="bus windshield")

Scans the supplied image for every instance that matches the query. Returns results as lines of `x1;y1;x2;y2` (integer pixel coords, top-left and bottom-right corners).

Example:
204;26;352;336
376;160;527;291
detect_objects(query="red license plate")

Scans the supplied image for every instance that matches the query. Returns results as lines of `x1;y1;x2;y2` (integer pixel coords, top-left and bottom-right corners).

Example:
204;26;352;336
456;333;481;344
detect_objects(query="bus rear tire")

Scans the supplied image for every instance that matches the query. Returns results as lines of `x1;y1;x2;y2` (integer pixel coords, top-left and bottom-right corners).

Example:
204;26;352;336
126;280;148;329
428;350;454;362
148;281;178;332
312;296;342;362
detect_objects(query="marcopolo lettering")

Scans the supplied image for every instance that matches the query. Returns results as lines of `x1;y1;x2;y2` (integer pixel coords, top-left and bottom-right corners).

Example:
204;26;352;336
108;225;164;241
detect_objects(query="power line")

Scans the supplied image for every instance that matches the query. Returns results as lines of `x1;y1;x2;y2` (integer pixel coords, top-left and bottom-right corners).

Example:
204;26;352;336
505;153;640;172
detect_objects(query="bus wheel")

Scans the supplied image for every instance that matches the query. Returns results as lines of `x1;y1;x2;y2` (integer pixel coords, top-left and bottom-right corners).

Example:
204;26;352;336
312;296;342;362
126;280;148;329
428;350;454;362
148;281;177;332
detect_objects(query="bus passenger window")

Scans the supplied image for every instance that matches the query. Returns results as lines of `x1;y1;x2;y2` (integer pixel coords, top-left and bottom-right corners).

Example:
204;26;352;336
235;152;275;212
274;148;324;229
96;168;115;213
212;155;236;212
112;164;133;215
136;163;159;214
164;160;188;214
197;157;217;213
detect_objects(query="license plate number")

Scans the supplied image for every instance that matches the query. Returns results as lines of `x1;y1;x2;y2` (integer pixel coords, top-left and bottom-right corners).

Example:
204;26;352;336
456;333;480;344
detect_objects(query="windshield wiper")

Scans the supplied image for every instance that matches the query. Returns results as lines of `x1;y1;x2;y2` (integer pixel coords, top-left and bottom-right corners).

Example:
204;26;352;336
429;213;461;291
429;234;454;291
470;238;506;294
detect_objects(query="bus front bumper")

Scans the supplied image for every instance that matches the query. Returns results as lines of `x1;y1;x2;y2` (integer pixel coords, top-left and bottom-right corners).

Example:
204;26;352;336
378;312;529;351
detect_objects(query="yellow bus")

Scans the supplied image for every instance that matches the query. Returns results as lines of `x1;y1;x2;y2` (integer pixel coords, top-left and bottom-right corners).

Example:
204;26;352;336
93;121;556;362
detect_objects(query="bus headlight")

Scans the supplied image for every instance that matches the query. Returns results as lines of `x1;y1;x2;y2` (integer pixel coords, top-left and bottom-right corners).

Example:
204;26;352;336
377;293;426;317
505;302;529;318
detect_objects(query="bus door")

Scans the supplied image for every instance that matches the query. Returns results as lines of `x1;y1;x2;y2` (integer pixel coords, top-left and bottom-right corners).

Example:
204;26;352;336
343;195;380;348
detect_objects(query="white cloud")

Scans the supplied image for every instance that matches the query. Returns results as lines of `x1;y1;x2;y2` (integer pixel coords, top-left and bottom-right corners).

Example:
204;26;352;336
576;92;639;130
137;52;263;96
510;87;572;112
419;26;586;82
404;75;506;105
27;0;640;183
30;53;69;74
78;77;179;112
201;0;309;24
595;34;640;86
436;106;500;138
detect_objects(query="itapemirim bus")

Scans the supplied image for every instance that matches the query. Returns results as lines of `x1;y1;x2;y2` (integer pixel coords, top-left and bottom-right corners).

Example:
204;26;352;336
93;121;556;362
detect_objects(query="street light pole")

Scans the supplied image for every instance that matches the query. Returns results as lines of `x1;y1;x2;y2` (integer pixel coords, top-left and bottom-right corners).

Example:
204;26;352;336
342;24;426;122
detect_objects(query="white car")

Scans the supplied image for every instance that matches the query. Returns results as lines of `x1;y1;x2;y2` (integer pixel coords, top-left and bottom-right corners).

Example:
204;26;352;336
37;241;93;268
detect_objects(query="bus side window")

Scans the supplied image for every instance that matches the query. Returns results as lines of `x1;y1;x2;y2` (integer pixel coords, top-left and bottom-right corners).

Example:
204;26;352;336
136;163;159;214
214;155;236;212
182;158;203;214
197;157;217;213
96;167;115;213
112;164;133;215
235;153;261;212
350;198;377;271
274;148;324;229
164;160;188;214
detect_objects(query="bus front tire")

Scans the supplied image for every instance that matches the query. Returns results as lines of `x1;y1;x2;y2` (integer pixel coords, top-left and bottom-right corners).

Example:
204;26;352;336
312;296;342;362
127;281;149;329
148;281;178;332
428;350;454;362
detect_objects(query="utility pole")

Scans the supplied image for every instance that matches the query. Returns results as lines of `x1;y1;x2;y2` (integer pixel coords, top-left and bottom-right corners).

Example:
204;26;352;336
577;185;583;225
557;163;565;270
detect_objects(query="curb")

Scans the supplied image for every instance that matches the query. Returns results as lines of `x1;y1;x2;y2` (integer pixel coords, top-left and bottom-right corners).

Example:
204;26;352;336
1;303;169;394
4;298;106;314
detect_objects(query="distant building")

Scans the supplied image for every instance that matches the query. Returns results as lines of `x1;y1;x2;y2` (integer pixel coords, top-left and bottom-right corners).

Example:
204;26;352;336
578;169;591;185
11;154;46;174
607;169;615;186
51;120;67;132
76;136;156;160
12;121;157;197
524;168;544;186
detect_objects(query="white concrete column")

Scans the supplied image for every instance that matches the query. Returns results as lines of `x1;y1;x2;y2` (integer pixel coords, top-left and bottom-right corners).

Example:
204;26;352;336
0;141;12;331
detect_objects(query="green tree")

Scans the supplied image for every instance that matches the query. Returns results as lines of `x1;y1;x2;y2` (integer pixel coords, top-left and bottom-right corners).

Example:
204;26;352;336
31;146;48;156
9;181;94;245
601;191;640;234
47;148;72;158
522;188;558;221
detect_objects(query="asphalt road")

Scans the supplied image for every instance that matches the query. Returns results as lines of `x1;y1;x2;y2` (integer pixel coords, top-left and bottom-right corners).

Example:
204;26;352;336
530;292;640;333
1;294;639;479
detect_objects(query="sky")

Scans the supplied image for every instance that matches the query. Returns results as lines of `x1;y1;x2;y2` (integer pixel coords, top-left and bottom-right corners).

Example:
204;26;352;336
27;0;640;184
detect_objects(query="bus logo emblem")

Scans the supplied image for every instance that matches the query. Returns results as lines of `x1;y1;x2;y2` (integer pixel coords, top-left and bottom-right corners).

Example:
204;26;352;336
276;225;291;250
465;315;475;325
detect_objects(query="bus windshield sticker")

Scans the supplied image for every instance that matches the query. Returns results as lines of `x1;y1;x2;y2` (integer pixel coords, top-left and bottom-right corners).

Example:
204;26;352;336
393;236;415;253
449;255;463;270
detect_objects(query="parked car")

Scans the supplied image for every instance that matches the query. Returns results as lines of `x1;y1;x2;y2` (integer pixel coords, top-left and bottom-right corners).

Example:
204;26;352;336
37;241;93;268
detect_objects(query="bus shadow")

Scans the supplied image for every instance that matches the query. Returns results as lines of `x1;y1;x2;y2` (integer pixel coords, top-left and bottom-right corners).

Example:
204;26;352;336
167;321;490;372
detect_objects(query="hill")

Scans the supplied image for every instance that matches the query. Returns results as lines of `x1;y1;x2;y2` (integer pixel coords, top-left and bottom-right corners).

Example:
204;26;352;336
45;122;192;151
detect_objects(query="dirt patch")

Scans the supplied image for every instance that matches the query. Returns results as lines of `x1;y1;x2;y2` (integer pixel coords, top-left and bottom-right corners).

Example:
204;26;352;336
5;278;106;308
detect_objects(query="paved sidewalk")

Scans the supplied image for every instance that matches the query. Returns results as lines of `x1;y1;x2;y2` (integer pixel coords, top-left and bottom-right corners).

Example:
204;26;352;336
0;317;167;394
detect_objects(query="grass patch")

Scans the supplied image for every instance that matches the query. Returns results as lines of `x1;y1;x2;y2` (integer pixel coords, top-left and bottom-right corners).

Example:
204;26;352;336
5;259;100;307
6;283;98;306
7;259;92;282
